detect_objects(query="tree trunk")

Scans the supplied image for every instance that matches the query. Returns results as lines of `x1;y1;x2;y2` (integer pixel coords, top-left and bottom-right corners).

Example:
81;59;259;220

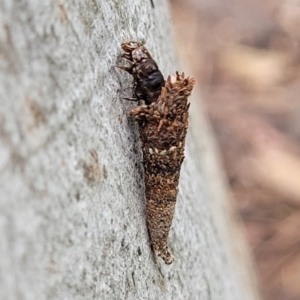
0;1;260;299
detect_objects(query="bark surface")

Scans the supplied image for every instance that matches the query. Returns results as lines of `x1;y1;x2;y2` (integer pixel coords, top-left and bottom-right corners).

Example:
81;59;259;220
0;1;260;299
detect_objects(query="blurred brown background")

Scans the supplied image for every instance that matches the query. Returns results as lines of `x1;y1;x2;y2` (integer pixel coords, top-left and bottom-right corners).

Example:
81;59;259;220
170;0;300;299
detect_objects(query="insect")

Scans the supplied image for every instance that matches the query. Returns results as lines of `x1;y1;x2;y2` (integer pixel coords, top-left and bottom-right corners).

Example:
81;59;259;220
117;41;165;105
117;41;195;264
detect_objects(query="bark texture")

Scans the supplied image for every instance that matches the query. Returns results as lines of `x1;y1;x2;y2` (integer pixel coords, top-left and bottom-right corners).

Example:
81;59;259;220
0;1;260;300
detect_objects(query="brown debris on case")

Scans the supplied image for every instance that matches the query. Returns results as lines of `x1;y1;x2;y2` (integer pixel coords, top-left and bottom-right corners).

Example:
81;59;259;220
118;42;195;264
130;73;195;264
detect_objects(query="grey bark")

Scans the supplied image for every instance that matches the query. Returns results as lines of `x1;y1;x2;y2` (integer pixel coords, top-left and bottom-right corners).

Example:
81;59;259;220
0;1;260;299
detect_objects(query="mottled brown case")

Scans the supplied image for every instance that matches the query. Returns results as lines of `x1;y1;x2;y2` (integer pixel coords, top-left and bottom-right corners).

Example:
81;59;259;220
118;41;195;264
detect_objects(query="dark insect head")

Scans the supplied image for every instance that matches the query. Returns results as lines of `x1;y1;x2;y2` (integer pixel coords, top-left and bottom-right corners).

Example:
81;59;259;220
137;70;164;104
143;70;164;90
135;58;159;78
119;41;165;104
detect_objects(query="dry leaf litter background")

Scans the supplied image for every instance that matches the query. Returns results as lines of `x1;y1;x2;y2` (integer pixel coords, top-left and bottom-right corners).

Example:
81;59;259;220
170;0;300;299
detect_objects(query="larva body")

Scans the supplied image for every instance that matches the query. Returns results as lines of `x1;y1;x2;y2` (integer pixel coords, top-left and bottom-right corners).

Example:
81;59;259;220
118;42;195;264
